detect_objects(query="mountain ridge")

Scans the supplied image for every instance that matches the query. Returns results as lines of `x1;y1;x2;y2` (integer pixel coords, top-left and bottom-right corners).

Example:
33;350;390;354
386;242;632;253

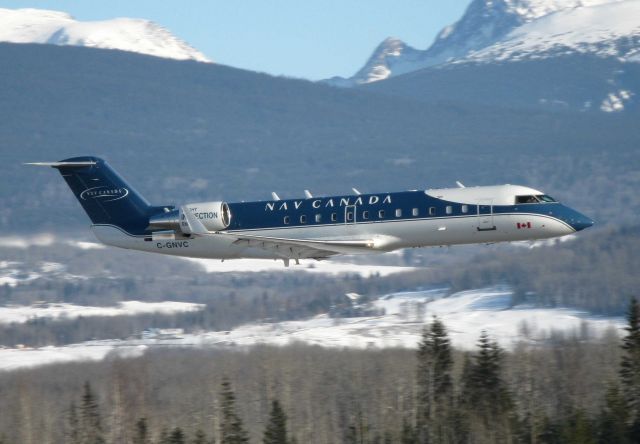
0;7;210;63
327;0;637;86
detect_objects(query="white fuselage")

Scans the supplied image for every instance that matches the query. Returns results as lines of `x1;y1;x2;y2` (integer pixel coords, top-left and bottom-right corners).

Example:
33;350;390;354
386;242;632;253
91;184;588;261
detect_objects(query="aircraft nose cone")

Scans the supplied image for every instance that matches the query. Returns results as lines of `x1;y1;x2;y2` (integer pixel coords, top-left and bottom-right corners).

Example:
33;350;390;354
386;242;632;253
569;213;594;232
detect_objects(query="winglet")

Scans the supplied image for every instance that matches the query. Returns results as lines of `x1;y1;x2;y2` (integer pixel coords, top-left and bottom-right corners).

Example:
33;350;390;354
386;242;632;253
180;206;209;235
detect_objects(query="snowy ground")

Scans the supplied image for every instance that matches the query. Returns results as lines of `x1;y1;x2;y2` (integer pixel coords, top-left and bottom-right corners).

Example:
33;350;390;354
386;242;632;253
0;301;204;324
0;260;88;286
0;287;624;372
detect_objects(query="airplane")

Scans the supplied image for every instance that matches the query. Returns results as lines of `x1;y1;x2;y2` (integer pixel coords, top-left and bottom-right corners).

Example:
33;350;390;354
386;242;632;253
28;156;594;266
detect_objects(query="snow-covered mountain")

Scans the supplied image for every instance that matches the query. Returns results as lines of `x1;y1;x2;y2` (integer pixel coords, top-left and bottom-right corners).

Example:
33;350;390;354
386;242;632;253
459;1;640;64
327;0;638;86
0;8;211;63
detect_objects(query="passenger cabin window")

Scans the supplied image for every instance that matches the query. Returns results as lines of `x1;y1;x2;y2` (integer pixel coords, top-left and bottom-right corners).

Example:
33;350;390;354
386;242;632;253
516;195;540;204
446;206;452;215
284;216;290;224
346;211;354;222
315;214;322;223
331;213;337;222
429;207;436;216
395;209;402;218
300;215;307;224
461;205;468;214
379;210;385;219
362;211;369;220
412;208;419;217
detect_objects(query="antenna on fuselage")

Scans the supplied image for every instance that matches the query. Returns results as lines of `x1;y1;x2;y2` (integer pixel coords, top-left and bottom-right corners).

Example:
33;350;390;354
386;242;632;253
271;192;281;201
455;181;466;188
304;190;313;198
352;188;361;195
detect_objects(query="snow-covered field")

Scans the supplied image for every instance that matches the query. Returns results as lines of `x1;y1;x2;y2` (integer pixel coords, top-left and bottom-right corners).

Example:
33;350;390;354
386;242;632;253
0;287;624;372
0;301;204;324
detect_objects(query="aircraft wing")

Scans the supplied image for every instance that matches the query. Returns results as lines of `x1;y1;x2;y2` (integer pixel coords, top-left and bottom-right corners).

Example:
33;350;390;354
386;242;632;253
221;232;375;258
180;206;375;259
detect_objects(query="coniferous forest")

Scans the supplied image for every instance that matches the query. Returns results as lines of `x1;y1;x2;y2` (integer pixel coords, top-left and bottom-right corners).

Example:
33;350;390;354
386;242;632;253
0;298;637;444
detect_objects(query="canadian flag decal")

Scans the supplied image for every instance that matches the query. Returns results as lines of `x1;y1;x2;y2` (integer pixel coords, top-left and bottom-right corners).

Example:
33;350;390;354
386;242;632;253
517;222;532;229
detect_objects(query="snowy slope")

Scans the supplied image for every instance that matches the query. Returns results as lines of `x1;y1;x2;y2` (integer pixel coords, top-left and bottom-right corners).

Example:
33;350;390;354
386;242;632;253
327;0;635;86
0;287;624;371
459;1;640;63
0;8;210;63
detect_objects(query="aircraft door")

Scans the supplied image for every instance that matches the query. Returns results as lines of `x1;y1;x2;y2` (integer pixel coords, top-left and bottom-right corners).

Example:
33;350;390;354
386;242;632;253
477;199;496;231
344;205;356;225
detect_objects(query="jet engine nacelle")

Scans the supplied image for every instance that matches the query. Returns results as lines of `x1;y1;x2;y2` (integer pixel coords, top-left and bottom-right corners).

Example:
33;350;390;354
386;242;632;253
182;201;231;231
148;201;231;235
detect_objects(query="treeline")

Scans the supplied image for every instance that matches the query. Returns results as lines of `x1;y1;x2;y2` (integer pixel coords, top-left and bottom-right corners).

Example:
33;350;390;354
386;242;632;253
0;299;637;443
0;276;385;348
60;379;285;444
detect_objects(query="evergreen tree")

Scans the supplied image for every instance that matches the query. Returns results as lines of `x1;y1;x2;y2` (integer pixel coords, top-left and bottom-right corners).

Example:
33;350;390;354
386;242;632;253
169;427;186;444
79;381;105;444
263;399;289;444
219;378;249;444
66;402;80;444
462;331;511;411
344;424;358;444
537;416;562;444
400;419;416;444
461;331;514;441
620;297;640;440
192;429;208;444
158;428;170;444
133;417;149;444
415;316;453;443
344;410;367;444
561;409;596;444
597;385;629;444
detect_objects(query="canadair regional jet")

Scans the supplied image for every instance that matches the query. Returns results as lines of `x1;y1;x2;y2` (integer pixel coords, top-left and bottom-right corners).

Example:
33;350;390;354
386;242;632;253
29;157;593;266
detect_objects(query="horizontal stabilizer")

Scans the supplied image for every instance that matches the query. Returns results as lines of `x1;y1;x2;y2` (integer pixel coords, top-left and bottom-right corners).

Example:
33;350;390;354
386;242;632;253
25;161;97;168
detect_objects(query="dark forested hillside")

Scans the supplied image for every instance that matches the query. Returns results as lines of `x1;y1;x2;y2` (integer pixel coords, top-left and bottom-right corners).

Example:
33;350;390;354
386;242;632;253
364;55;640;114
0;43;638;233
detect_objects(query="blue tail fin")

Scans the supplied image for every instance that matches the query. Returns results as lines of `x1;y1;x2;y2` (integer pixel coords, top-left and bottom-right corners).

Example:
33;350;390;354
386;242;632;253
53;156;163;235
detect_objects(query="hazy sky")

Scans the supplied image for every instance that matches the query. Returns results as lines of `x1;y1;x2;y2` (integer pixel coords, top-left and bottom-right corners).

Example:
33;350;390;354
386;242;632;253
0;0;471;80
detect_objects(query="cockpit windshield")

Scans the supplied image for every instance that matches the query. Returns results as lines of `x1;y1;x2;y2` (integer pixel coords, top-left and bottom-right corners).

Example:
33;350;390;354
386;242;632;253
537;194;557;203
515;195;557;204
